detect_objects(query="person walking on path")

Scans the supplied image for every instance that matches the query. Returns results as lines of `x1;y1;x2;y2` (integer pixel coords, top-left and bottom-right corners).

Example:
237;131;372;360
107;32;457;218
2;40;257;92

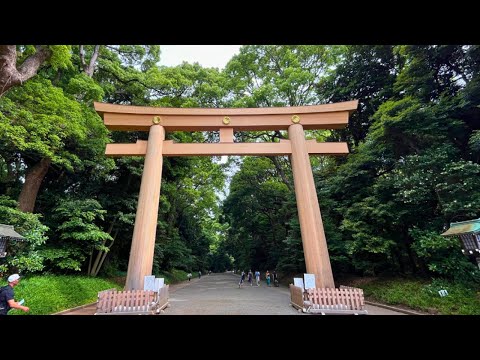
255;270;260;286
265;270;271;287
248;270;253;286
187;273;192;281
273;271;279;287
238;271;245;288
0;274;29;315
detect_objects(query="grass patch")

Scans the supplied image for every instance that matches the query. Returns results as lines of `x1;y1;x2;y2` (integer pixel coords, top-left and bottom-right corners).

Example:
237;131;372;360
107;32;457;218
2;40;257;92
155;269;191;284
360;278;480;315
105;268;193;287
1;275;122;315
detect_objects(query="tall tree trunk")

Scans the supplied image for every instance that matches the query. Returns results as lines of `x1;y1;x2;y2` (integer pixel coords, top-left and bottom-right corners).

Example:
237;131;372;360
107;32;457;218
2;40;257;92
88;173;133;276
88;250;94;275
268;156;293;191
0;45;52;97
79;45;100;77
89;220;116;276
93;229;119;277
91;241;108;276
393;248;406;274
18;158;51;213
402;229;428;275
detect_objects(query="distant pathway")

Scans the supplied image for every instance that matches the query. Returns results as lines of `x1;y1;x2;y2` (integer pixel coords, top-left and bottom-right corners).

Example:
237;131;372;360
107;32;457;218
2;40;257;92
165;272;300;315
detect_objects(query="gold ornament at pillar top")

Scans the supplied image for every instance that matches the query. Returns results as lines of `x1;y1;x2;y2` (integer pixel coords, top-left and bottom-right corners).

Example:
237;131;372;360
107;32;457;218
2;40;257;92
152;116;162;125
223;116;231;125
291;115;300;124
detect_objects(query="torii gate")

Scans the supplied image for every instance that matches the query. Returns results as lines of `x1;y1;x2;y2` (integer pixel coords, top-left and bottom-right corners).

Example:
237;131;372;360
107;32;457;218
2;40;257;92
94;101;357;290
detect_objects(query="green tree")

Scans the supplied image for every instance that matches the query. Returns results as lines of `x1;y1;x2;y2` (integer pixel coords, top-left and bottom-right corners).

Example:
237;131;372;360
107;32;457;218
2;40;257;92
318;45;480;281
225;45;339;107
223;157;292;271
0;45;71;96
318;45;399;146
0;78;109;212
0;196;48;274
39;199;112;272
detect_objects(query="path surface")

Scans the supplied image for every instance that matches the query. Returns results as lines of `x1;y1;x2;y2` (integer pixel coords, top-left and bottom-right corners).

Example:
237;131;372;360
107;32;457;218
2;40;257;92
58;272;404;315
165;272;300;315
164;273;404;315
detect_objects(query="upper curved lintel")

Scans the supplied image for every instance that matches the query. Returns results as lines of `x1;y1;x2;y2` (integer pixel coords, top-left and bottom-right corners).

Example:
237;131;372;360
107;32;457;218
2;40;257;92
94;100;358;116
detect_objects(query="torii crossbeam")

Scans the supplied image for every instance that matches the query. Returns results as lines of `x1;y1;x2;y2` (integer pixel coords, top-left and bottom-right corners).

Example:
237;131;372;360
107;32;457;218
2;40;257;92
95;101;358;290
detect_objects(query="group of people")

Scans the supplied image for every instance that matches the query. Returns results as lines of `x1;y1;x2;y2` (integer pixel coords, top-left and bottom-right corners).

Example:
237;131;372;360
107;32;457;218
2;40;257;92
187;270;212;281
238;270;279;288
187;271;202;281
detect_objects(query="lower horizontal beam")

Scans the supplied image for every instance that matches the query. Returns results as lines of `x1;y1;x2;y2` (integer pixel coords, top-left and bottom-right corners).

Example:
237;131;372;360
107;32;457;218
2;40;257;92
105;140;147;156
163;140;293;156
306;140;349;155
105;140;349;157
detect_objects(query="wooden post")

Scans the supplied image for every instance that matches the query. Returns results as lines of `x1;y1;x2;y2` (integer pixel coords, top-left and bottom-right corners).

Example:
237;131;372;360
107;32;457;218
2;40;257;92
288;123;335;288
125;124;165;290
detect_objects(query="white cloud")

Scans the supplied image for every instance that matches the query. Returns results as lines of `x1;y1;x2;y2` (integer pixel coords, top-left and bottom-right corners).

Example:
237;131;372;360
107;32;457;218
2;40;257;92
159;45;241;69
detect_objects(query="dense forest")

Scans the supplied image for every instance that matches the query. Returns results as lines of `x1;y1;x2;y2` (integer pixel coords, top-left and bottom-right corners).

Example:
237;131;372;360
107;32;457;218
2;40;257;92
1;45;479;286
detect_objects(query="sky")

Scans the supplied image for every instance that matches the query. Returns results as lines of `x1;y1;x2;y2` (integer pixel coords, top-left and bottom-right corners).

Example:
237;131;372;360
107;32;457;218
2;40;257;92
159;45;241;69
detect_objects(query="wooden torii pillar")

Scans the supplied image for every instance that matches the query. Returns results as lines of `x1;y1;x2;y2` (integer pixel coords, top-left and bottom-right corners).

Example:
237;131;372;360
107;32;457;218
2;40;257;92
95;101;357;290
